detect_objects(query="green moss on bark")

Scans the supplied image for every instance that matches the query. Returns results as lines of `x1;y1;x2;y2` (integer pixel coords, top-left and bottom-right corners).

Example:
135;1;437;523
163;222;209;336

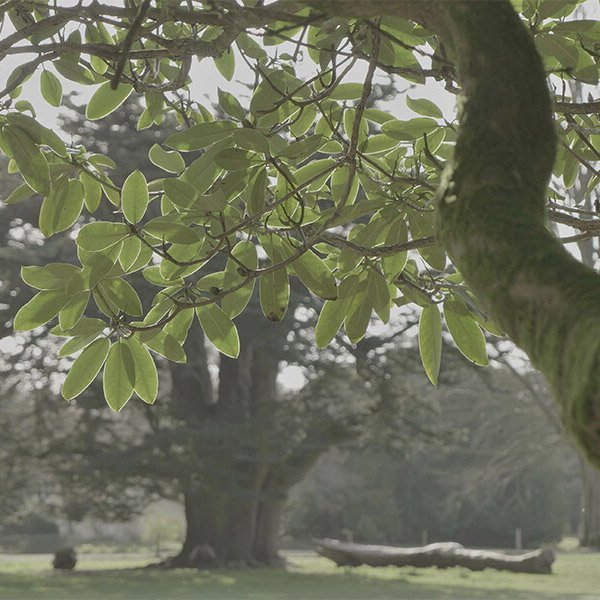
437;2;600;463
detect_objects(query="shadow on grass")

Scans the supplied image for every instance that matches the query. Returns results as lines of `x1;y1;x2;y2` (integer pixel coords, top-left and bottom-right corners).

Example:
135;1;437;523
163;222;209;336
0;563;597;600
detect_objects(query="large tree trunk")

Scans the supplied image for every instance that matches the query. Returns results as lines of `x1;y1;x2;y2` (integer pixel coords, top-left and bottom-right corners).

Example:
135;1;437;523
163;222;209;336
574;167;600;548
316;539;555;575
580;458;600;548
161;318;363;568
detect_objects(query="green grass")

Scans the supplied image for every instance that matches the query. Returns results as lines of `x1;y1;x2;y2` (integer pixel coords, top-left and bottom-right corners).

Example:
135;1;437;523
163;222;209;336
0;549;599;599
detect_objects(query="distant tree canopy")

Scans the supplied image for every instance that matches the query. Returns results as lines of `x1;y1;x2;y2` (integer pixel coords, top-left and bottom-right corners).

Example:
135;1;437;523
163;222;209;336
1;1;599;461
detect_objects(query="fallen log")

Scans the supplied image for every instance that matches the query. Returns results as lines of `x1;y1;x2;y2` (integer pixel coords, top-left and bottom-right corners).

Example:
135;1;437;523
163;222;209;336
315;539;555;575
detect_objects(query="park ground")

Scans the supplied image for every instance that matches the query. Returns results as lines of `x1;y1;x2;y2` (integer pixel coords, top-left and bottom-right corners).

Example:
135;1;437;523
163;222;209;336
0;543;599;600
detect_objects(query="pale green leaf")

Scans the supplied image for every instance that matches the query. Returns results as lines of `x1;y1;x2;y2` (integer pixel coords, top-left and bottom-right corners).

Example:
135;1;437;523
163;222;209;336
259;266;289;322
149;144;185;174
86;82;134;120
21;263;80;290
127;337;158;404
77;221;130;251
59;291;89;330
103;339;135;411
121;169;149;224
293;249;337;300
315;276;356;348
165;121;237;151
40;70;62;107
419;305;442;385
39;177;84;237
444;299;489;366
406;96;443;118
140;329;186;363
14;289;69;330
163;177;197;208
196;304;240;358
62;337;110;400
214;48;235;80
2;124;50;195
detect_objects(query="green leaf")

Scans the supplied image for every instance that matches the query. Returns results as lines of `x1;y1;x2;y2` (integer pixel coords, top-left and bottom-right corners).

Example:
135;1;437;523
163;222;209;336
140;330;186;363
39;177;84;237
292;249;337;300
148;144;185;174
213;148;254;171
54;57;96;85
382;220;409;280
259;266;289;322
164;308;194;344
221;242;258;318
121;169;149;224
406;96;443;118
330;164;359;205
232;128;270;153
21;263;80;290
361;134;399;155
281;134;326;160
98;277;143;316
344;273;372;343
163;178;197;208
196;304;240;358
62;338;110;401
444;299;488;366
80;243;122;289
6;112;67;157
14;289;69;330
382;117;438;141
40;70;62;107
143;265;180;287
80;172;103;212
218;88;245;120
143;217;201;244
165;121;237;151
214;48;235;80
77;221;130;251
369;270;391;323
86;82;134;120
315;276;356;348
119;236;142;272
290;104;317;137
103;339;136;411
128;337;158;404
53;317;106;338
59;291;89;330
292;158;336;191
4;182;35;205
248;168;267;215
59;332;103;357
2;124;50;195
419;305;442;385
329;82;364;100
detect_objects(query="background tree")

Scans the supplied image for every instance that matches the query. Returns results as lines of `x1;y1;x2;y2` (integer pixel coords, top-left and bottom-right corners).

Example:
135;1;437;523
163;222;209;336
286;346;579;549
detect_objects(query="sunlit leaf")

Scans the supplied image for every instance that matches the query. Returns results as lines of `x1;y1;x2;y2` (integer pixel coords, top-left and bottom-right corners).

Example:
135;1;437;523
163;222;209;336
62;337;110;401
86;82;134;120
419;305;442;385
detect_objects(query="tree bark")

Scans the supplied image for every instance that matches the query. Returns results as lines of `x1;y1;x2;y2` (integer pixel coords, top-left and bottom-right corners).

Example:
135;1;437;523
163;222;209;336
434;2;600;465
316;539;555;574
309;0;600;464
574;171;600;548
580;458;600;548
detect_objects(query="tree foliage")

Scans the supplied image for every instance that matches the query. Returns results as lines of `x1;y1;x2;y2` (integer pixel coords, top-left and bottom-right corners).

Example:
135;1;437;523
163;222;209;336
0;0;599;459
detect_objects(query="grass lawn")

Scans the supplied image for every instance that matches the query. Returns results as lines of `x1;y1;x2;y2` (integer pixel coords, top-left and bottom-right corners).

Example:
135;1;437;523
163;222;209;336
0;548;599;599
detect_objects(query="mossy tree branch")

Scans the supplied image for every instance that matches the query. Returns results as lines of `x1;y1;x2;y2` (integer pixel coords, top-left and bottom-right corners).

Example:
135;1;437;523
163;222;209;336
435;2;600;464
307;0;600;463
